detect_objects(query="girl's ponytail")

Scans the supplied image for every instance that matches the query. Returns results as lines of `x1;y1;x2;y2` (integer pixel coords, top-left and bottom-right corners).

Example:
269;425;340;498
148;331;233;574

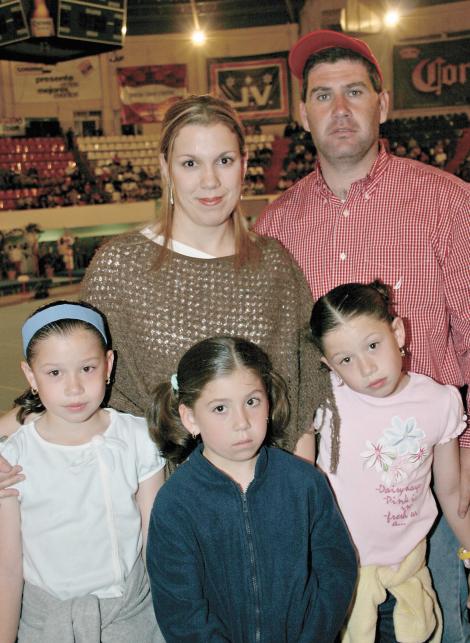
368;279;392;311
147;381;200;468
14;388;45;424
267;370;290;445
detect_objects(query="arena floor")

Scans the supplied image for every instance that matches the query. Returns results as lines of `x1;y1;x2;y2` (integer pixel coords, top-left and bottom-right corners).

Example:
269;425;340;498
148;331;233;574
0;285;80;415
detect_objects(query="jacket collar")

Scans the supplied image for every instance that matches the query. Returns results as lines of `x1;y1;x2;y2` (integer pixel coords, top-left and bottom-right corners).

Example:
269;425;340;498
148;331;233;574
190;444;269;490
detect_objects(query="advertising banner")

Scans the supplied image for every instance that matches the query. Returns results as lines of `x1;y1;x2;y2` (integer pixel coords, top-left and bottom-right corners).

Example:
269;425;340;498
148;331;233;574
117;65;187;124
12;58;101;102
207;52;291;123
393;38;470;109
0;117;26;137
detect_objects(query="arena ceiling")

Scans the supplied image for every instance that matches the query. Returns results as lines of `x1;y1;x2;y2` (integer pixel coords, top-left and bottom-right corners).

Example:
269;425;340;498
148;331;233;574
126;0;305;36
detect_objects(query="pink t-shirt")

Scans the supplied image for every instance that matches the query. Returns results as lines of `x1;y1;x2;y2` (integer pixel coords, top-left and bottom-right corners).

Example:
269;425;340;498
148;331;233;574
316;372;466;567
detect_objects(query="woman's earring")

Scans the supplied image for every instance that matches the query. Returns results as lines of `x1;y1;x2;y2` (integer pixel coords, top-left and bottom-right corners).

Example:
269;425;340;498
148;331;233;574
31;387;38;396
400;347;406;358
191;431;198;440
106;376;111;385
169;183;174;206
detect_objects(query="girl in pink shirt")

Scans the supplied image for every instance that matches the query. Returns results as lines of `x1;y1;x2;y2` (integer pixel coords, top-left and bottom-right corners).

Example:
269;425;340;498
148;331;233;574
310;280;470;643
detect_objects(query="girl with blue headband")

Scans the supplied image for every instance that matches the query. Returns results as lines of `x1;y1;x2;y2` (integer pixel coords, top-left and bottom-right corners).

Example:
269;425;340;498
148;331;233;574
0;301;165;643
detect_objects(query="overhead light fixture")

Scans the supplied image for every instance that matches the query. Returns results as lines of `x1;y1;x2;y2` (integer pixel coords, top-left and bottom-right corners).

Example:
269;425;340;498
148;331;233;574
384;9;400;27
190;0;206;45
192;30;206;45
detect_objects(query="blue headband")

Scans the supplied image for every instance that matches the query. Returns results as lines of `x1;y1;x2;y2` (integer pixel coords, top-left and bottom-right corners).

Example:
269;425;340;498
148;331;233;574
22;304;107;356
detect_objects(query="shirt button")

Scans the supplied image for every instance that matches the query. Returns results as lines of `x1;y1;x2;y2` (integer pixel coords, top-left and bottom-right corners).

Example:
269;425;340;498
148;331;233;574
364;192;370;200
340;252;347;261
343;209;350;217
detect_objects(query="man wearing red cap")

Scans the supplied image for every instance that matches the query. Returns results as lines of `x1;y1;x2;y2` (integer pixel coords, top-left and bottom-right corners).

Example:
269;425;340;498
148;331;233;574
255;29;470;643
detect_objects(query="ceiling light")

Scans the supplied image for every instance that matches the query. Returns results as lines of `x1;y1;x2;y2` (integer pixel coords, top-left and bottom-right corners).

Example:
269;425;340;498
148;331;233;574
191;29;206;45
384;9;400;27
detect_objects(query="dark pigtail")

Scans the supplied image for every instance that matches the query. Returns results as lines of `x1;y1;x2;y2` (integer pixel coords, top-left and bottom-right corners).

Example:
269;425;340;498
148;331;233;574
146;382;200;468
267;370;290;446
15;389;45;424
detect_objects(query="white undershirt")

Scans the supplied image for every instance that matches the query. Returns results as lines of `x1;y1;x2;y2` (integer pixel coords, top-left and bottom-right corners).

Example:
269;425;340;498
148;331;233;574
140;225;215;259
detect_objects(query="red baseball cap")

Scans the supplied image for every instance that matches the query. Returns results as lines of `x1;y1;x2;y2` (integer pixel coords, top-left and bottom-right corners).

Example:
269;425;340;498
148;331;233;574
288;29;383;84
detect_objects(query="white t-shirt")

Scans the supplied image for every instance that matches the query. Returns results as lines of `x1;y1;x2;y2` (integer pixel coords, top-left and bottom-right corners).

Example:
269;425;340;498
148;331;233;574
316;372;466;567
1;409;165;600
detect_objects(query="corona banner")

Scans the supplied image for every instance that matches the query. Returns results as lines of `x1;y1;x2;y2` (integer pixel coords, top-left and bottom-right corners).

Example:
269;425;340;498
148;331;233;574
393;38;470;109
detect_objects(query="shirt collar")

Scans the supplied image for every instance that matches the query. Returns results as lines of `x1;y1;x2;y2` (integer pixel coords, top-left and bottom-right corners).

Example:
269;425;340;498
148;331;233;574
313;140;391;199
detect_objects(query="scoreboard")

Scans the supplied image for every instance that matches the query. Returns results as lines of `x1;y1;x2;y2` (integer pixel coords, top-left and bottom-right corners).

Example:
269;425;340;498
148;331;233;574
0;0;28;46
58;1;124;46
0;0;126;63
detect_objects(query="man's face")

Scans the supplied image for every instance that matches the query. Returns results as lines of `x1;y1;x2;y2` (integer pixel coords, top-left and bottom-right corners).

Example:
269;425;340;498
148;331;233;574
300;59;389;168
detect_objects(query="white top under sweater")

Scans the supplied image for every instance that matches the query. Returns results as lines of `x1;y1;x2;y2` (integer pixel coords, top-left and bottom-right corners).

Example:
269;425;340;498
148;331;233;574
140;225;215;258
1;409;165;600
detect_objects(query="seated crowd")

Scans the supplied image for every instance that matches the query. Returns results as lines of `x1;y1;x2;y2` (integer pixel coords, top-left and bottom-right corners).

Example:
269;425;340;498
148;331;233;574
243;124;275;196
0;111;468;209
276;120;317;191
382;113;469;169
275;111;469;191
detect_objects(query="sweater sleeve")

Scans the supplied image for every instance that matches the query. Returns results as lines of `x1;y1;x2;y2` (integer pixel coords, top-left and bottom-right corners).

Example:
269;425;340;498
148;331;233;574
80;241;111;306
290;257;332;439
80;239;146;415
300;469;358;642
147;496;231;643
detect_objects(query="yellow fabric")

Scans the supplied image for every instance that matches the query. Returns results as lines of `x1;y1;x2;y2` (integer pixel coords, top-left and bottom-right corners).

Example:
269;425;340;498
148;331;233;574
342;540;442;643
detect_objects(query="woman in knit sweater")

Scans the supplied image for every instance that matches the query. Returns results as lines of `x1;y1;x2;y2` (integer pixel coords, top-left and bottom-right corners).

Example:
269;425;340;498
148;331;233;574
81;95;334;459
0;95;332;471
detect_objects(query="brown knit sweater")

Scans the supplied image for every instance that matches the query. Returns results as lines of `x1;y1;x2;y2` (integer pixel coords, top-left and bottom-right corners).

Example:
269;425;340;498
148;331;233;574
81;231;331;453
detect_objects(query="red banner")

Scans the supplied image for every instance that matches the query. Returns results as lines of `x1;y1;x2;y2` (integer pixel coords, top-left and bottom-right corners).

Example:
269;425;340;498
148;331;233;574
117;65;187;124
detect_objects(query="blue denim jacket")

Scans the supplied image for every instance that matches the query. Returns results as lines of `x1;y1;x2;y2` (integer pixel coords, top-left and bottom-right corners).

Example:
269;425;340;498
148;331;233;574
147;446;357;642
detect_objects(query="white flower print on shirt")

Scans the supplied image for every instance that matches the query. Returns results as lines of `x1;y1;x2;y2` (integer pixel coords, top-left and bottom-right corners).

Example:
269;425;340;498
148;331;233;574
361;416;427;485
360;440;395;472
383;416;425;455
382;459;409;486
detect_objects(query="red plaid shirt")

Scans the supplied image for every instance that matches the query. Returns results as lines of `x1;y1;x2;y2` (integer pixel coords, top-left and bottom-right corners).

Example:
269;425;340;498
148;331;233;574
255;145;470;446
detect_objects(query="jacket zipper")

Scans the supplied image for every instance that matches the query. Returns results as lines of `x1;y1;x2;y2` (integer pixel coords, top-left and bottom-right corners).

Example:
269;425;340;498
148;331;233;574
241;491;261;643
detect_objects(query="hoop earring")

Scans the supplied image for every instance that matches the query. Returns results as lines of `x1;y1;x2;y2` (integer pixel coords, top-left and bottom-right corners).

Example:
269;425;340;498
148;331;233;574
169;183;174;206
31;387;38;396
